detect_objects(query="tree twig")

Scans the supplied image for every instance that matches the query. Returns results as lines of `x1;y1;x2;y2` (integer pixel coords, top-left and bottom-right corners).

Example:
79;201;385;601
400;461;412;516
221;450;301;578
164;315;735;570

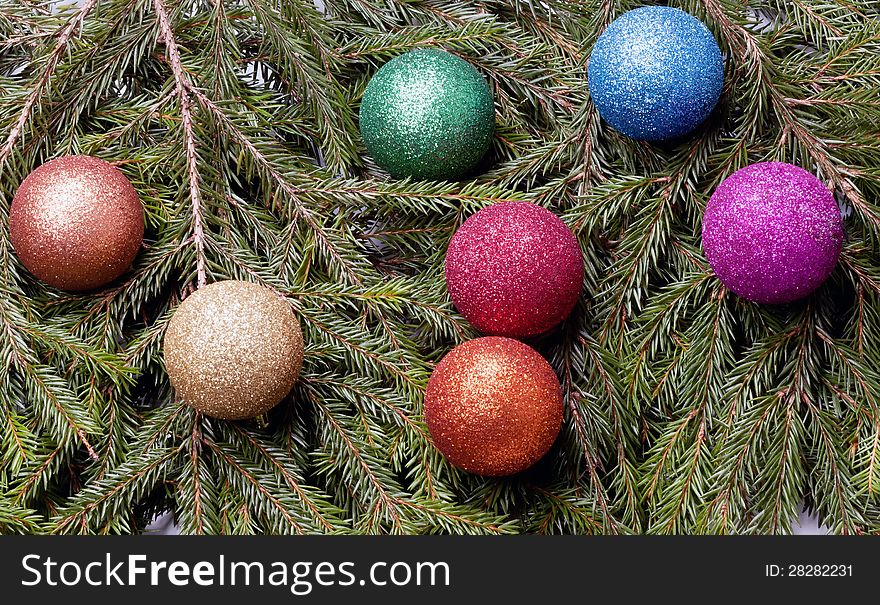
152;0;208;288
0;0;98;166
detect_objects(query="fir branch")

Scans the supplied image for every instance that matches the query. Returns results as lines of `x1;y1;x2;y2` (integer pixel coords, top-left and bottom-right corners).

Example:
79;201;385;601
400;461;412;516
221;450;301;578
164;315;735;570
556;330;625;533
0;400;36;475
152;0;208;288
9;443;64;506
221;424;349;533
0;495;41;534
0;0;98;165
191;89;365;286
206;438;313;535
176;411;216;534
53;444;183;534
312;397;409;534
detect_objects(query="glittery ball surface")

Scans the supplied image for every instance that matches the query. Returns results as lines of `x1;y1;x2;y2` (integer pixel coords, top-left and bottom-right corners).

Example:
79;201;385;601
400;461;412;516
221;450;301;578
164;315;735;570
424;337;563;476
359;48;495;180
163;280;304;420
702;162;844;304
588;6;724;141
445;202;583;338
9;155;144;290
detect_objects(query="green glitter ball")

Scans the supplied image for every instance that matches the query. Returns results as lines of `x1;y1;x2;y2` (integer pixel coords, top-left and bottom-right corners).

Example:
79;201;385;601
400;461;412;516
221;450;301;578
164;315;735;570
359;48;495;181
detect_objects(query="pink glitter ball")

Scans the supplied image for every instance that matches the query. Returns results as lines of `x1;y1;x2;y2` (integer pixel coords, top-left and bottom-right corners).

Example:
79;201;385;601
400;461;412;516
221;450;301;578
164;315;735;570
702;162;843;304
445;202;583;337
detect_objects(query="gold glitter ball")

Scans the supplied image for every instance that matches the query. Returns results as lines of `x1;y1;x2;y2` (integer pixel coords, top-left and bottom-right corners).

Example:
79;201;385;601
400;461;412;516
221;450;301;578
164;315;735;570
9;155;144;291
424;337;563;476
163;280;304;420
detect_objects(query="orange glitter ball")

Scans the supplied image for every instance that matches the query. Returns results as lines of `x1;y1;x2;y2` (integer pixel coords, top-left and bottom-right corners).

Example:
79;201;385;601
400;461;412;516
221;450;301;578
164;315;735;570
424;337;563;476
9;156;144;291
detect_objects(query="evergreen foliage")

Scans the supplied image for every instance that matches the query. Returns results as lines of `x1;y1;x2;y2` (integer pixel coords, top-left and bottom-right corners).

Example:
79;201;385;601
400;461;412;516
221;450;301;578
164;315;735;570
0;0;878;534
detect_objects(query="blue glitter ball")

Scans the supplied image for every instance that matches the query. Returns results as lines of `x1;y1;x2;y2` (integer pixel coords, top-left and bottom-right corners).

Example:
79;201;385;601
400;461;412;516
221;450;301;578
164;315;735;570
588;6;724;141
360;48;495;180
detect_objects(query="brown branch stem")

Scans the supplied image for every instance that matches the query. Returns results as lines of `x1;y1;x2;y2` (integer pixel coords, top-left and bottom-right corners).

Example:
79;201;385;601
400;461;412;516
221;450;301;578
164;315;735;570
152;0;208;288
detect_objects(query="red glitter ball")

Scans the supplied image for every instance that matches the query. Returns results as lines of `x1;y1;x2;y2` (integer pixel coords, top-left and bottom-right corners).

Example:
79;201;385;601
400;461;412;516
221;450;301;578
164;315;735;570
445;202;583;338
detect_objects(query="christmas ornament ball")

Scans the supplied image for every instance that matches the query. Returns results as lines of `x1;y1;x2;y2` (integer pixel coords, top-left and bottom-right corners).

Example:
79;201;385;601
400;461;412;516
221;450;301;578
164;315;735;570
9;155;144;290
588;6;724;141
359;48;495;180
445;202;583;338
702;162;844;304
163;281;304;420
424;337;563;476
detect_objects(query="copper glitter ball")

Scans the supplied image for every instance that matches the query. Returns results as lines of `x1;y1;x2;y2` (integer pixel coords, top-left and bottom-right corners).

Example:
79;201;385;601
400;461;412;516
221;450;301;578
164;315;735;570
424;337;563;476
163;280;304;420
9;155;144;291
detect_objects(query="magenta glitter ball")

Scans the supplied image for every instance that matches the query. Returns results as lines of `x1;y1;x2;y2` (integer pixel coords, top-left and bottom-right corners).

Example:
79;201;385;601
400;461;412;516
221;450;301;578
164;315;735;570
702;162;843;304
445;202;583;337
